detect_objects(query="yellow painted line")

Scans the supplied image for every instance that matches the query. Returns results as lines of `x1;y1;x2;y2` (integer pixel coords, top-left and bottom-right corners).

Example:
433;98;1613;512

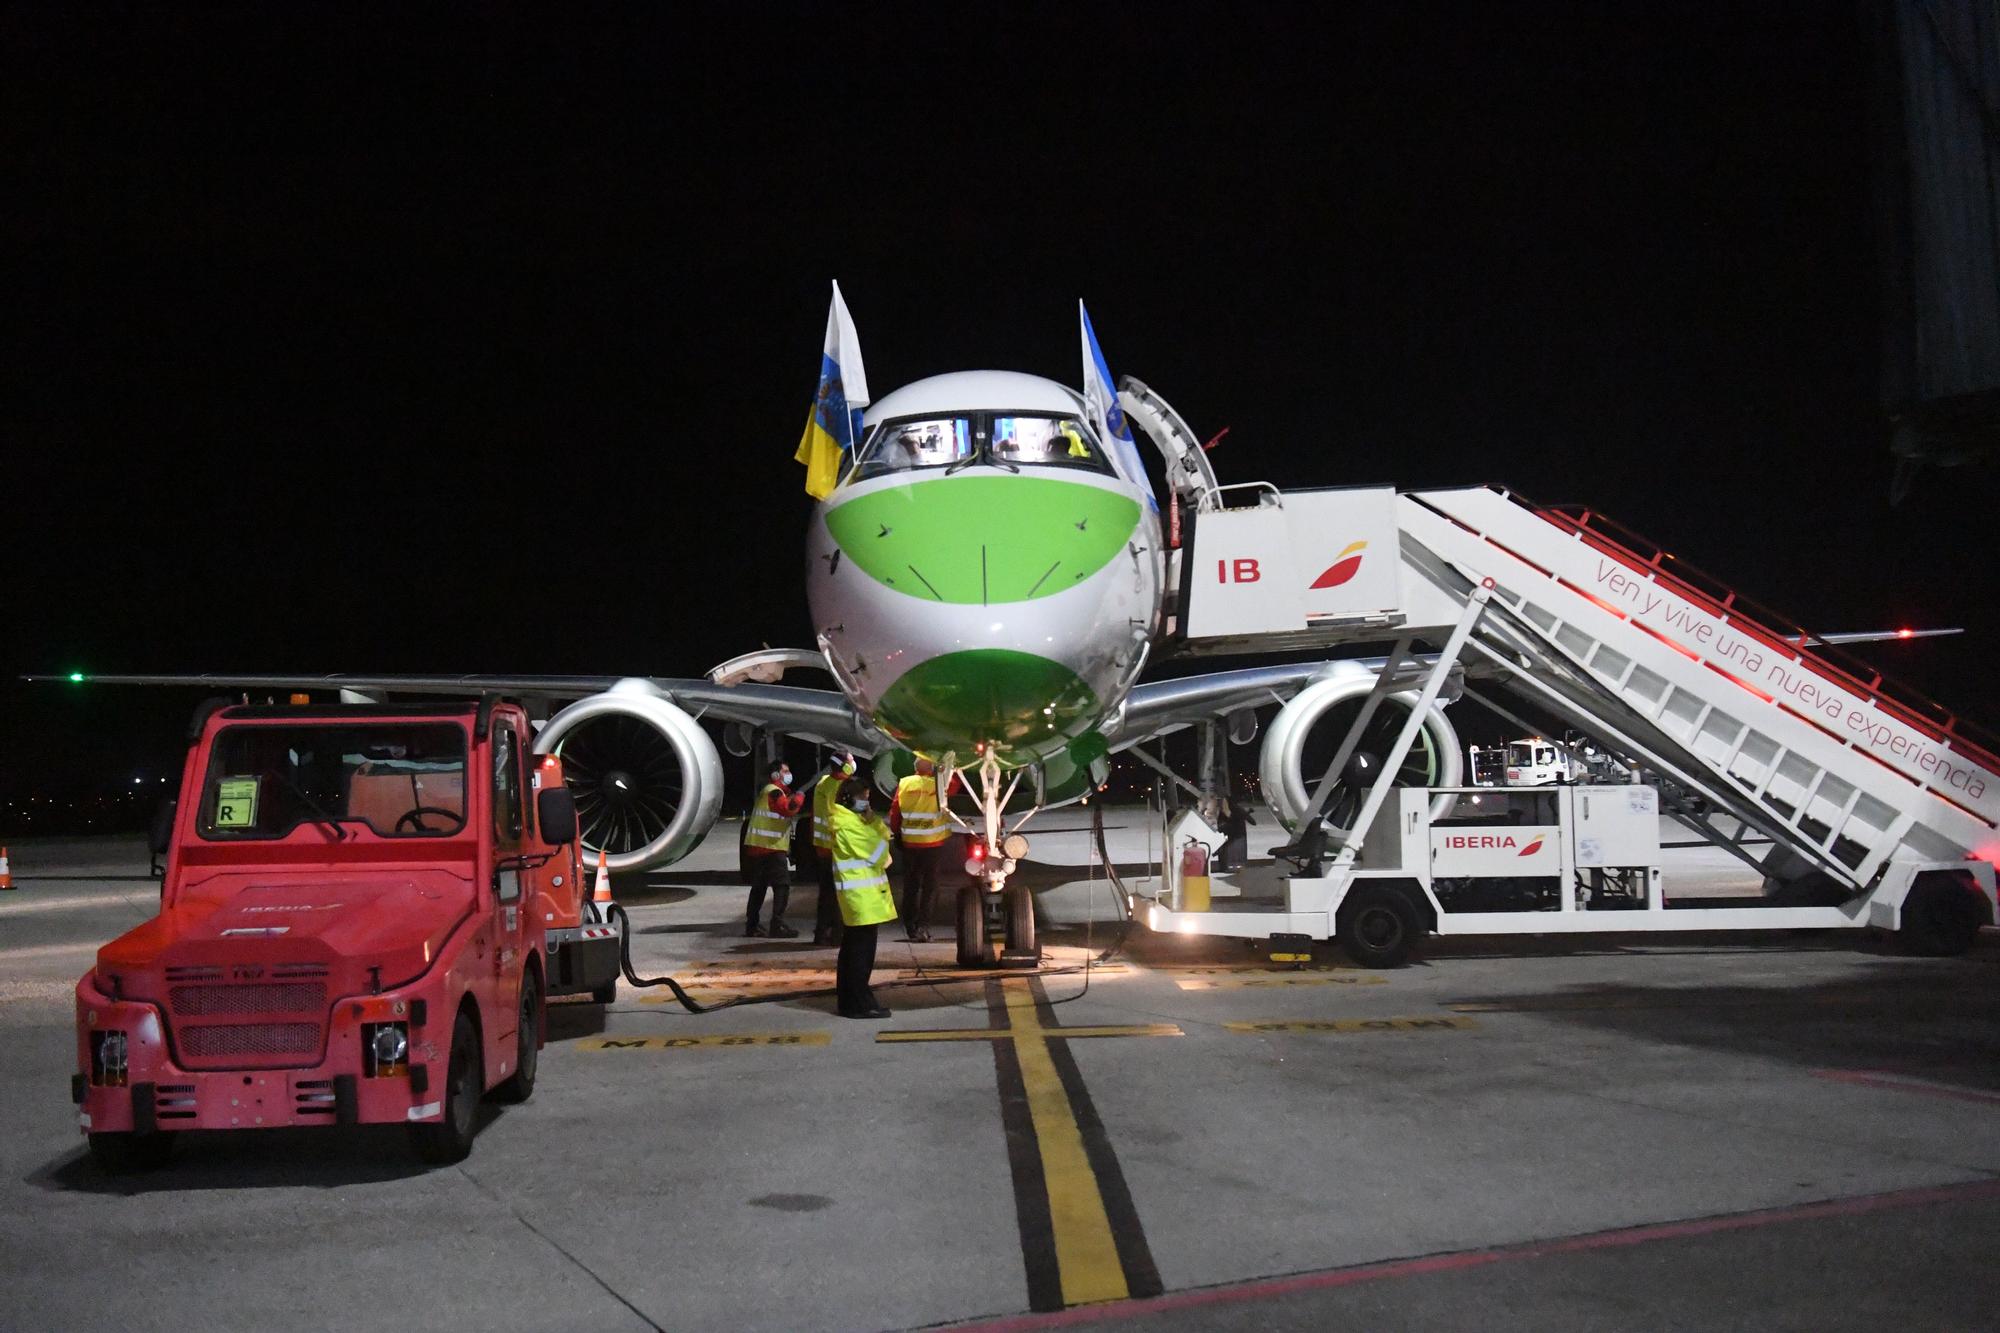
1148;964;1364;975
1224;1016;1480;1034
576;1033;831;1050
877;1023;1183;1043
1175;975;1385;990
1004;985;1127;1307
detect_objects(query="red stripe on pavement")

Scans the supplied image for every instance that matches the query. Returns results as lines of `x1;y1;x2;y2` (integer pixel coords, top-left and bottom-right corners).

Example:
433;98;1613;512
948;1178;2000;1332
1814;1069;2000;1107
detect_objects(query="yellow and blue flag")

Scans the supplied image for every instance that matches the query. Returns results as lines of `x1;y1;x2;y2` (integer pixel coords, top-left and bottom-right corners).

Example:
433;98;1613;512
795;281;871;499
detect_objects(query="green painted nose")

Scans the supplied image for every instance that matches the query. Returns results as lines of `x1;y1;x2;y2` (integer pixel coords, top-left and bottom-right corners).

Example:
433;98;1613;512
825;474;1140;604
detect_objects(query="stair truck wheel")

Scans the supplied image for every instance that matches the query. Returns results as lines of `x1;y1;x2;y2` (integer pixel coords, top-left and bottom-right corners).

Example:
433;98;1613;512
956;884;985;968
492;966;541;1104
410;1006;482;1164
1900;872;1988;957
1337;884;1421;969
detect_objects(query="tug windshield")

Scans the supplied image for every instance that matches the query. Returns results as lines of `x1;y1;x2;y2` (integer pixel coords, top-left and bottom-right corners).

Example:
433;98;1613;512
197;723;470;840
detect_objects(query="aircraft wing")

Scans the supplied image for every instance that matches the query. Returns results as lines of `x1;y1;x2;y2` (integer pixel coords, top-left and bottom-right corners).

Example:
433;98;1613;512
1104;657;1454;752
27;672;886;756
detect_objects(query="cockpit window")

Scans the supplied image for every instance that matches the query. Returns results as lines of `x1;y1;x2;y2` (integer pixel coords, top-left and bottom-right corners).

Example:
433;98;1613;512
992;416;1101;467
851;412;1110;483
853;416;973;481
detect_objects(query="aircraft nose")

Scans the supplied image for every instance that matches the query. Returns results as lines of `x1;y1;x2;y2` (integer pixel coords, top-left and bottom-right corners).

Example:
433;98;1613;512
824;474;1139;605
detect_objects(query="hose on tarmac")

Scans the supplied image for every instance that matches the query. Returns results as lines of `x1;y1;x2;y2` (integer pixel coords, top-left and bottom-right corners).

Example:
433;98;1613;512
605;900;1101;1015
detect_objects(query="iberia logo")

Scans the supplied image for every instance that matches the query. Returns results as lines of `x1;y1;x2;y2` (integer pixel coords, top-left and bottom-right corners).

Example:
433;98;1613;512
1517;836;1545;857
1310;540;1368;589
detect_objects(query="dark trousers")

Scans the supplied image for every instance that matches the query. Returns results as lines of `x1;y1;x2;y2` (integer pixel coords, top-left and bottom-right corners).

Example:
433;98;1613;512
745;853;790;927
835;922;879;1013
814;852;841;941
901;843;942;937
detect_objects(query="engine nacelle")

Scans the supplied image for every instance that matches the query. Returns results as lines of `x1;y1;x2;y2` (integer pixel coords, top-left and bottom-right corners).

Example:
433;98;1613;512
533;678;724;873
1259;662;1462;832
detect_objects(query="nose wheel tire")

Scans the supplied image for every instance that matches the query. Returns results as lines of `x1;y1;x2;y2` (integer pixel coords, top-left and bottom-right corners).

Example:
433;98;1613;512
410;1008;482;1165
1004;884;1039;961
956;885;986;968
1337;886;1421;969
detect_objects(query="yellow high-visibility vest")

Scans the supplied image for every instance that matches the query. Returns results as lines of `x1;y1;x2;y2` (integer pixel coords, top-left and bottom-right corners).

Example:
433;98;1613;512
744;783;792;852
812;772;844;852
895;774;950;847
829;804;897;927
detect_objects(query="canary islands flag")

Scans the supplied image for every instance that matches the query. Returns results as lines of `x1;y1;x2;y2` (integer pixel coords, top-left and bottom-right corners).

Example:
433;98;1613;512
795;281;872;499
1079;301;1156;510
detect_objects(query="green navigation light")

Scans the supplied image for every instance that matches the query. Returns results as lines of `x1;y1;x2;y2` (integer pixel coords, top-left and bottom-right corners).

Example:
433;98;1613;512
67;672;86;683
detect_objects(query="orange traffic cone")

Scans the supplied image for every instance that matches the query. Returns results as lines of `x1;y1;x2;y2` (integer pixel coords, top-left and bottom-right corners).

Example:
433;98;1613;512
0;846;11;890
590;849;613;916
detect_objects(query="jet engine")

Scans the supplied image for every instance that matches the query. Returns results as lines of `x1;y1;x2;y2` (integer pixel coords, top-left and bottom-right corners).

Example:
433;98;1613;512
1258;662;1462;833
533;678;724;872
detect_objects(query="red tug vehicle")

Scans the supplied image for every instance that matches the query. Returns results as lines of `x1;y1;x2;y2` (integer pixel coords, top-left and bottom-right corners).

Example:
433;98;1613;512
72;696;621;1170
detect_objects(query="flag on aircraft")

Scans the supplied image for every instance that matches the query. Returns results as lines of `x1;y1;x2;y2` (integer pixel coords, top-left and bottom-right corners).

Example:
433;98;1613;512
796;282;871;499
1079;301;1156;508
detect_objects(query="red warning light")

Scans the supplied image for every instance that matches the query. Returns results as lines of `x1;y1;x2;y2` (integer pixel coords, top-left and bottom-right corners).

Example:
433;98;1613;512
1897;628;1914;639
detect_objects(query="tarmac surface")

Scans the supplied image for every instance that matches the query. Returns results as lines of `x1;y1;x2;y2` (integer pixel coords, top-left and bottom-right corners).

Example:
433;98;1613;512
2;813;1996;1331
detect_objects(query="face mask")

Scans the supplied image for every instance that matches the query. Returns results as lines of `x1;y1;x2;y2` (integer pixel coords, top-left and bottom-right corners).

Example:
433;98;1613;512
778;769;792;786
852;797;871;813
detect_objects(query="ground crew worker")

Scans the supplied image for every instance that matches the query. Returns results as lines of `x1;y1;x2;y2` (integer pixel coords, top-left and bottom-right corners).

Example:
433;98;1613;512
889;757;953;942
810;752;857;945
743;759;804;937
828;783;897;1018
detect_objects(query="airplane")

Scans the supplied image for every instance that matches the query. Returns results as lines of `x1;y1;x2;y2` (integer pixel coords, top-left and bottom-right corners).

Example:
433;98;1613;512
36;288;1967;967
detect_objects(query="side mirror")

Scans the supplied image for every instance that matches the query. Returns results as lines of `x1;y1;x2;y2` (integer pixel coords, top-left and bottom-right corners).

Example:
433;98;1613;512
537;787;578;847
148;797;178;857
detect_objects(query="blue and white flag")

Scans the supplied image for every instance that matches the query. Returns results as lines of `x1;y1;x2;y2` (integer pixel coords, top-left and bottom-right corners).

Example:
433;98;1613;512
1079;301;1155;507
796;281;872;499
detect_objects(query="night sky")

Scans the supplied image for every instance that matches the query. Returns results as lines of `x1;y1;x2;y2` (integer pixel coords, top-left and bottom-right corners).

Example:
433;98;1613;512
5;4;1995;831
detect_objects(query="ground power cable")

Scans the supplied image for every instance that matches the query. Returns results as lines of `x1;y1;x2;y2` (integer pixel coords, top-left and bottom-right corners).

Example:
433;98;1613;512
605;899;1101;1015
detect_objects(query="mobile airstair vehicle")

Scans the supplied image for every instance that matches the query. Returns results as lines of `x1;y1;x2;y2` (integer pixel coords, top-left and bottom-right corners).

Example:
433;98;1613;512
1137;482;1999;965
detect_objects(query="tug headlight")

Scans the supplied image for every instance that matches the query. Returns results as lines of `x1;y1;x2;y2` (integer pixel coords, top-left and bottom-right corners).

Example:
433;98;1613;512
91;1030;129;1087
365;1022;409;1076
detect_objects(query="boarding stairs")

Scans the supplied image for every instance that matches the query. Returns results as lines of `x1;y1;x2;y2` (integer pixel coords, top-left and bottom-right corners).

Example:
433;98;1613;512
1166;482;2000;900
1397;486;2000;890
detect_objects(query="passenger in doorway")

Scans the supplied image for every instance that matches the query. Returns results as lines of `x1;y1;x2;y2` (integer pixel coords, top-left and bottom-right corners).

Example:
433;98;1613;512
1217;799;1253;871
829;783;897;1018
742;760;805;937
810;753;858;944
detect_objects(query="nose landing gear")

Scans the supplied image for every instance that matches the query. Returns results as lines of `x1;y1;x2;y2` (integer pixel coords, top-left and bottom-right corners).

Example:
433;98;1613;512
947;748;1042;969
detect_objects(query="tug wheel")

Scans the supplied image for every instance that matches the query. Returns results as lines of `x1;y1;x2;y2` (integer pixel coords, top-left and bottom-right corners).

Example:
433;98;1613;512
492;967;540;1103
410;1007;482;1165
87;1130;174;1174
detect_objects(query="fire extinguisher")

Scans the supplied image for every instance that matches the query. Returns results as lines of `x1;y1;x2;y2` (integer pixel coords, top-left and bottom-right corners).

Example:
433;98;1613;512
1179;838;1212;912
